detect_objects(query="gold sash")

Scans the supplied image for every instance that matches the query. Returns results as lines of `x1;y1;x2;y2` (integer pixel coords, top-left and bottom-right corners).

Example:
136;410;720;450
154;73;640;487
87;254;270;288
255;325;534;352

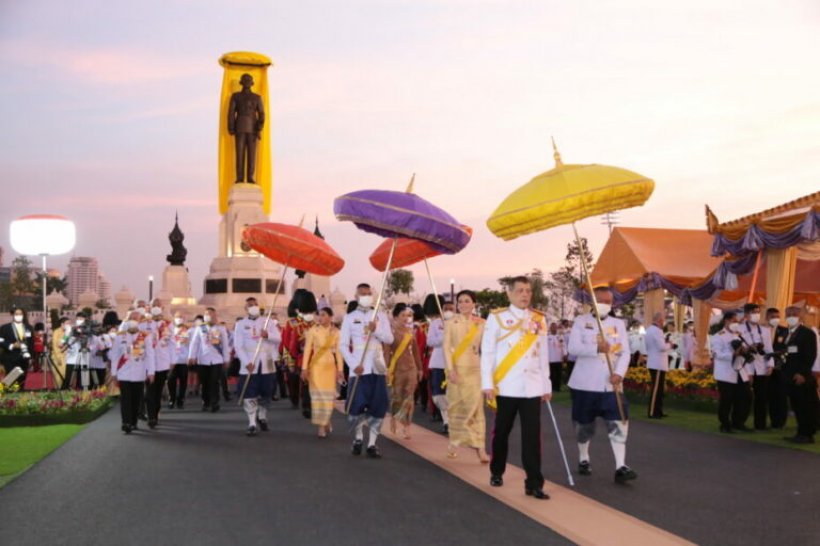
487;330;538;410
387;333;413;387
308;331;336;371
452;322;479;365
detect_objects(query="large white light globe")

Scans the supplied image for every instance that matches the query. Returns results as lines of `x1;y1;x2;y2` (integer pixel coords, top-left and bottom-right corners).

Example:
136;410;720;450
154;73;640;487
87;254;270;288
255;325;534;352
10;214;76;256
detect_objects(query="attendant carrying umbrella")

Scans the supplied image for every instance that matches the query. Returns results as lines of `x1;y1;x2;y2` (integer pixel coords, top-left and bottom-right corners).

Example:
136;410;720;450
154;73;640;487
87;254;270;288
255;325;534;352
236;219;345;404
369;226;473;315
334;176;471;413
487;140;655;424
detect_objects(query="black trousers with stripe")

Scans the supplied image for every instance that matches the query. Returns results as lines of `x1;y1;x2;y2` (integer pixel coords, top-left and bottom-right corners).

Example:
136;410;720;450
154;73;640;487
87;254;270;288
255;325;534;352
490;396;543;490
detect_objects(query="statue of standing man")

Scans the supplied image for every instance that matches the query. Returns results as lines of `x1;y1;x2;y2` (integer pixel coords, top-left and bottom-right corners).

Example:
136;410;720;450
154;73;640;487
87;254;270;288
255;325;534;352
228;73;265;184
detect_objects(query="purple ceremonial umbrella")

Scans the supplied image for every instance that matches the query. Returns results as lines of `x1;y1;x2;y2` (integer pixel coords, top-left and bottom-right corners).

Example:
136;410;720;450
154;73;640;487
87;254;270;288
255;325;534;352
333;187;470;254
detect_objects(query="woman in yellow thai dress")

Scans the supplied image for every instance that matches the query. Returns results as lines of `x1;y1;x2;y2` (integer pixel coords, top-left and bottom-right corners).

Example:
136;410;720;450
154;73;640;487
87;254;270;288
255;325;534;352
385;304;423;439
301;307;344;438
444;290;488;462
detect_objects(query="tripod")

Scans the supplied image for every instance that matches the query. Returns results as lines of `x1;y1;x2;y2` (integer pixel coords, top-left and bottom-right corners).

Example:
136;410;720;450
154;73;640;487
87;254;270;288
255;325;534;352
39;348;66;398
66;347;96;391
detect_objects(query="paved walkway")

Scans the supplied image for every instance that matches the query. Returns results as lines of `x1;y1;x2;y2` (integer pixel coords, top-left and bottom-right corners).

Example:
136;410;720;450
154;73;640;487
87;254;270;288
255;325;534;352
1;396;818;546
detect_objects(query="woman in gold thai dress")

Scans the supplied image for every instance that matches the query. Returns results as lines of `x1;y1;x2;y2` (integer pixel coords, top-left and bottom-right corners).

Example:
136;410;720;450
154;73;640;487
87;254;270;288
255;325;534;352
444;290;488;462
385;304;423;439
301;308;344;438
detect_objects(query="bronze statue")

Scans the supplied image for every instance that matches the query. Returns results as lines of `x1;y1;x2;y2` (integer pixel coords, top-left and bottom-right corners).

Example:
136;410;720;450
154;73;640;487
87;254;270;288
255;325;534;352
167;212;188;266
228;73;265;184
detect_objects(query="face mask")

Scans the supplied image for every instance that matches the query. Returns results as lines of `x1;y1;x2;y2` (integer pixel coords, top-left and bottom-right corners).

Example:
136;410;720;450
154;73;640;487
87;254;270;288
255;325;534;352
358;295;373;308
127;320;140;331
151;306;162;317
749;313;760;324
13;314;23;323
76;319;85;326
442;311;455;321
248;306;260;317
728;323;740;333
596;303;612;317
405;317;414;326
203;314;212;324
768;318;780;328
302;313;315;323
194;320;203;328
786;316;799;328
174;317;184;326
64;326;72;335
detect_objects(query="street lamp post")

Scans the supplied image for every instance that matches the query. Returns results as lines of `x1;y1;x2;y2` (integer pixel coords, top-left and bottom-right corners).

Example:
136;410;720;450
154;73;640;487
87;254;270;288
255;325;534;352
148;275;154;302
449;278;455;305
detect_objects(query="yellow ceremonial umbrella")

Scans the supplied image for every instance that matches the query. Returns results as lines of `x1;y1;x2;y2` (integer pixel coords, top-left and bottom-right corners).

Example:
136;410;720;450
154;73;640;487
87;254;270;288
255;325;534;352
487;140;655;423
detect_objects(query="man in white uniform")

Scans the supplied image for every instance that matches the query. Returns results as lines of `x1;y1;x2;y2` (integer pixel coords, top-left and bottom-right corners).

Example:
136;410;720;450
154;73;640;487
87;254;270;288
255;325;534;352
481;276;552;499
645;312;671;419
110;310;156;434
235;297;281;436
188;307;230;413
340;283;394;458
568;286;636;484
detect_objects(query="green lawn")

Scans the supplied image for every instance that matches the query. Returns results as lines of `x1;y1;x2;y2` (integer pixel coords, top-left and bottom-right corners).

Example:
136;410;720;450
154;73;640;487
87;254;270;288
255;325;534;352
0;425;85;488
551;391;820;455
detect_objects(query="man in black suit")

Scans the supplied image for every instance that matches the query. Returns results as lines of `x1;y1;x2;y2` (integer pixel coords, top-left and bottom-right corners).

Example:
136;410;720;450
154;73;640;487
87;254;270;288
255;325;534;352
782;306;818;444
0;308;33;389
766;307;790;429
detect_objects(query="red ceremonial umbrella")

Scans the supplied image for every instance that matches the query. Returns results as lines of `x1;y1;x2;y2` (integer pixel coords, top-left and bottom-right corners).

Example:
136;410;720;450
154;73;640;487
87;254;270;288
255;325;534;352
236;220;345;403
368;226;473;272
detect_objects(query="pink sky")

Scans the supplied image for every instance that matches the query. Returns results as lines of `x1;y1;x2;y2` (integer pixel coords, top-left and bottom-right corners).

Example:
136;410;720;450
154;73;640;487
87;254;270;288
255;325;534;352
1;0;818;302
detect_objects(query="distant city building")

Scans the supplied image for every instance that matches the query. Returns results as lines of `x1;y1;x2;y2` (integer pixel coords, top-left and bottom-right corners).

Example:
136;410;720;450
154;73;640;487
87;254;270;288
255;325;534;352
66;256;99;305
98;273;112;305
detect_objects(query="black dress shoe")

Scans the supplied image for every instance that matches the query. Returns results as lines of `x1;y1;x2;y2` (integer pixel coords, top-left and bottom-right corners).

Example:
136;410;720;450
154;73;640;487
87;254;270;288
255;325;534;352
366;445;382;459
351;440;363;456
177;401;184;409
168;401;176;410
719;425;734;433
734;425;753;433
578;460;591;475
525;488;550;499
201;404;210;412
614;466;638;484
211;404;220;413
123;424;133;435
247;425;257;436
148;419;158;429
490;475;503;487
442;424;449;435
121;424;129;433
259;420;269;432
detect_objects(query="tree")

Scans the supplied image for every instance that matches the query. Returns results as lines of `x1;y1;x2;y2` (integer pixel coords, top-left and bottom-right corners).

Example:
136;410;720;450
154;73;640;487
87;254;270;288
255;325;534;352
95;299;111;310
475;288;508;317
544;237;595;319
386;269;414;297
11;256;36;297
34;273;68;295
498;269;549;311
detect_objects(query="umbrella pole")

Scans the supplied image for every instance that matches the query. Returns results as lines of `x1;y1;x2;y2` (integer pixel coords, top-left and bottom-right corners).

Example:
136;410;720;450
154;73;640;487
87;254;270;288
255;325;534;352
238;262;290;406
345;238;399;415
571;222;627;424
747;250;763;303
423;259;445;317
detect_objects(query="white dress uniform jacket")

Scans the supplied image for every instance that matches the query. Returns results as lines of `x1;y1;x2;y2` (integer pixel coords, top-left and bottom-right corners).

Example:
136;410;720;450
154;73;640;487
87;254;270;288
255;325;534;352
188;324;230;366
480;306;552;398
172;326;191;364
339;307;394;375
89;335;109;370
427;318;446;370
234;316;281;375
152;320;173;373
110;331;156;382
645;324;671;372
711;330;747;383
567;314;630;392
739;321;774;376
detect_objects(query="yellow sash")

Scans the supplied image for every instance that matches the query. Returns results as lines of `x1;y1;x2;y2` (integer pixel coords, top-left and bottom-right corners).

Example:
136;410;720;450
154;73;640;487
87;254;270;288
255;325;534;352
452;322;479;365
487;330;538;410
387;333;413;387
308;330;336;371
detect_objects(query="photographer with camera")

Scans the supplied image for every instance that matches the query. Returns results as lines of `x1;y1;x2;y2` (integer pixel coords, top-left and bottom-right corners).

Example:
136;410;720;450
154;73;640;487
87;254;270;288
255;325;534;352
62;311;104;390
711;310;753;433
739;303;775;430
0;308;33;389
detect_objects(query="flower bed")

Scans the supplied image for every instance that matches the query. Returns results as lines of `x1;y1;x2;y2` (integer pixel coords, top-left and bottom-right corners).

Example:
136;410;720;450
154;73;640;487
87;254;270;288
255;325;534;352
624;367;719;413
0;386;114;427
